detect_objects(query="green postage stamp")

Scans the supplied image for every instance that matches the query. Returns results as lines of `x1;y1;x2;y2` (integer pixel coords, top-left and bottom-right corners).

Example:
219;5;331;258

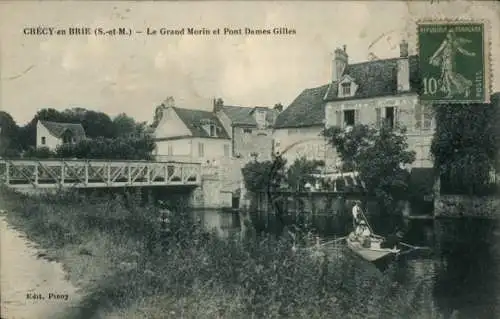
418;21;491;104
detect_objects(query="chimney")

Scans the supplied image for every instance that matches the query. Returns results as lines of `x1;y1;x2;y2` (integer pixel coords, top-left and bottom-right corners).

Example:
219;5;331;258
273;103;283;112
213;97;224;112
163;96;175;108
332;45;348;82
397;40;410;92
399;40;409;58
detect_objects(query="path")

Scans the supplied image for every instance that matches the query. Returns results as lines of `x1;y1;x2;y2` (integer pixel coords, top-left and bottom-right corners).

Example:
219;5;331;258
0;216;80;319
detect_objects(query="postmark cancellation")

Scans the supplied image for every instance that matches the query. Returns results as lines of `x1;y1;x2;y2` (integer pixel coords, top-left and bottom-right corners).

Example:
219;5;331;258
417;19;492;104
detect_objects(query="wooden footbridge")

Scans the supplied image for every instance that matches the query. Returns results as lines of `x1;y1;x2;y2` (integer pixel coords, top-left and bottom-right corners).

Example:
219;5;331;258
0;159;202;189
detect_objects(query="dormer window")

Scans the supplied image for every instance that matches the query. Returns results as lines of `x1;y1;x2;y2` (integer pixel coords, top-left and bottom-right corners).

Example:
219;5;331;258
209;124;216;137
338;75;357;98
254;109;267;128
341;82;351;96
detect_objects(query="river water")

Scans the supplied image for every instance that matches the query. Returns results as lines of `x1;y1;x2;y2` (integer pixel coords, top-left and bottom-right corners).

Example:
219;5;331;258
193;209;500;319
0;216;81;319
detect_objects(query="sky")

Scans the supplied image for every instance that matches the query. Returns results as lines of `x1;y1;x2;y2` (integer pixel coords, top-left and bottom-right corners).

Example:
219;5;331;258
1;0;499;125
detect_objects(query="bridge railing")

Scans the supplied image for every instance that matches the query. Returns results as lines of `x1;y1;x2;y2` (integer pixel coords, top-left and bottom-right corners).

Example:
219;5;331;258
0;159;202;188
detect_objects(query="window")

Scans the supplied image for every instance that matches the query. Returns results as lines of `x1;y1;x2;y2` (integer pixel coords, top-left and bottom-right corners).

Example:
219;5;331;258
343;110;355;126
224;144;230;157
341;82;351;96
385;107;395;128
415;104;433;131
167;144;173;155
243;128;252;134
209;124;216;137
198;142;204;157
41;136;46;145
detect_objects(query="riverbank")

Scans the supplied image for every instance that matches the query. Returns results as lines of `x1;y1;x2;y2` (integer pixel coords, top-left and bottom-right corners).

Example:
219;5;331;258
0;187;440;318
0;216;81;319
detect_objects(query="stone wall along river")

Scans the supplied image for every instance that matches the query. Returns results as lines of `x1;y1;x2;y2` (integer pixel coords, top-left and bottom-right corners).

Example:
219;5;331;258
0;216;80;319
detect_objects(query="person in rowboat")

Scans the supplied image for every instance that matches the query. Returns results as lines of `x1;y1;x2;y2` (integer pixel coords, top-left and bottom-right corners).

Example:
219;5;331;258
352;201;362;227
355;220;372;248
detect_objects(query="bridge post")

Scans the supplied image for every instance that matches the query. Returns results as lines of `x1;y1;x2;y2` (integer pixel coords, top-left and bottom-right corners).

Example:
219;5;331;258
34;162;39;186
84;163;89;186
127;164;132;185
146;165;151;183
106;162;111;185
61;163;65;186
5;162;9;185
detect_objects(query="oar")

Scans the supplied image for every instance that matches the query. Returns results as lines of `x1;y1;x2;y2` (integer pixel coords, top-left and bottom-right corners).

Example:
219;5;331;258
321;236;347;246
400;242;432;250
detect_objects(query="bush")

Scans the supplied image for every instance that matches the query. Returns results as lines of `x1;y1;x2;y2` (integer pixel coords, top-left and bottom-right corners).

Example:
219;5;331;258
55;135;156;160
23;146;56;159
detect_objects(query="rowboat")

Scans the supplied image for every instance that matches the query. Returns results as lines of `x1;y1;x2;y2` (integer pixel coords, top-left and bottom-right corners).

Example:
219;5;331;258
346;232;401;262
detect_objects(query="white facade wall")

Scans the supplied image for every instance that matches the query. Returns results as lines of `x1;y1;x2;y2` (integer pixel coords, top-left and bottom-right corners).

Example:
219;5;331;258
36;121;62;150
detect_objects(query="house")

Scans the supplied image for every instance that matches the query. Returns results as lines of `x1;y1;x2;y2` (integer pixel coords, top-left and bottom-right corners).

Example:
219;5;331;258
274;41;433;170
36;120;86;151
152;97;231;163
213;98;279;161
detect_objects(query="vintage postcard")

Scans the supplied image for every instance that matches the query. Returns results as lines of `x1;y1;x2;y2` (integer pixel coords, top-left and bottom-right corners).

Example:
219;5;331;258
0;1;499;319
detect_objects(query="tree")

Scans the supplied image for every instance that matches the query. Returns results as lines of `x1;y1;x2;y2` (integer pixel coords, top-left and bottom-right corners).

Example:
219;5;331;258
431;99;499;195
323;123;415;212
322;125;373;172
242;158;286;194
286;157;324;191
0;111;21;157
112;113;147;138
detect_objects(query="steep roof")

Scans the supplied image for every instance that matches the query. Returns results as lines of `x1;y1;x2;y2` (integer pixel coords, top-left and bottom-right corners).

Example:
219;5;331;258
219;105;279;127
39;120;86;139
219;105;257;126
274;84;330;129
173;107;230;139
274;55;420;129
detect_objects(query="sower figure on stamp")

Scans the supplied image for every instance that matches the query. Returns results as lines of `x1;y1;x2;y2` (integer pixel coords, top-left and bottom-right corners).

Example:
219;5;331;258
429;29;476;98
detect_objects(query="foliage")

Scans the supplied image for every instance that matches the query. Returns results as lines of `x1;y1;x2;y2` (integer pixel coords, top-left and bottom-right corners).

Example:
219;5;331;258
2;108;154;160
242;157;287;193
286;156;324;191
323;123;415;210
0;111;21;157
16;108;116;149
23;146;56;159
0;188;440;319
55;135;156;160
431;100;499;195
322;125;373;172
112;113;147;138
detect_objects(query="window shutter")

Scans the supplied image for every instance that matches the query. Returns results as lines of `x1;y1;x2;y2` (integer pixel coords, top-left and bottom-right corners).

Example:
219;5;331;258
394;107;399;126
423;104;432;130
354;109;360;125
414;104;422;130
375;108;381;128
335;111;342;127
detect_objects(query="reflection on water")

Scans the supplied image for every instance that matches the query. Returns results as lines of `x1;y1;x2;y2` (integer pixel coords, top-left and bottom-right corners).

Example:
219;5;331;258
193;209;500;319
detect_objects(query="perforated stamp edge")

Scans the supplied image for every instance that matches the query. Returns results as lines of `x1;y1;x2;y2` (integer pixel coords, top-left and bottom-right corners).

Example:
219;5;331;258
415;18;492;104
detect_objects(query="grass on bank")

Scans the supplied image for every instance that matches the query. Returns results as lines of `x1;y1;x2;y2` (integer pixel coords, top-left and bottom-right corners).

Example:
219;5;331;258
0;187;441;319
